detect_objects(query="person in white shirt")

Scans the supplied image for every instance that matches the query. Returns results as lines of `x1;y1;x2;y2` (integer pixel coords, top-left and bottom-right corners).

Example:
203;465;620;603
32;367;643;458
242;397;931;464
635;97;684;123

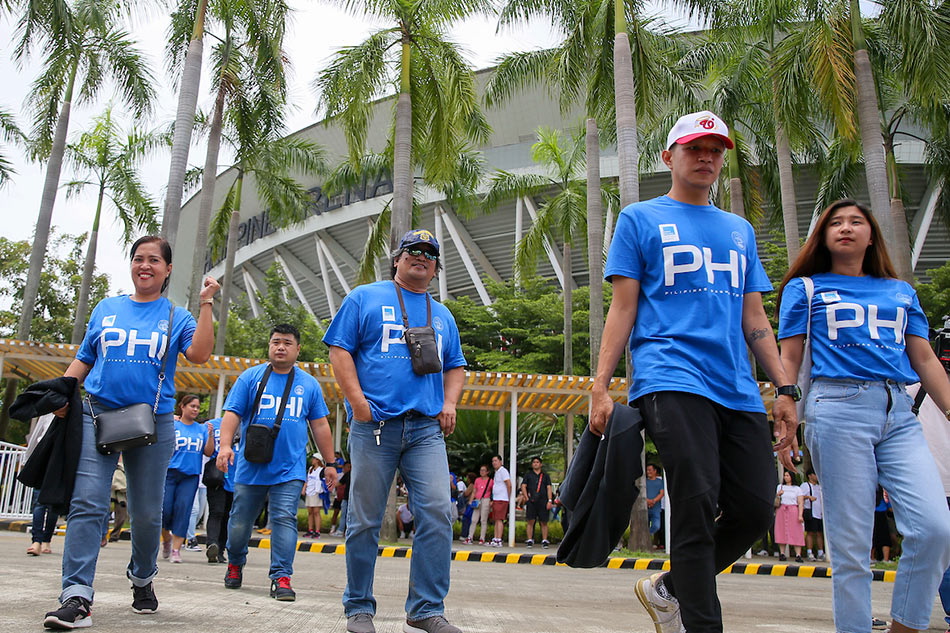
397;502;414;539
490;455;511;547
799;469;825;561
303;456;326;538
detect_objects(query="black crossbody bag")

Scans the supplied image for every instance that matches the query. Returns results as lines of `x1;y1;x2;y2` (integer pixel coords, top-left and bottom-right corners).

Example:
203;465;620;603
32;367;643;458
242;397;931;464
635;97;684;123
243;364;296;464
87;301;175;455
393;281;442;375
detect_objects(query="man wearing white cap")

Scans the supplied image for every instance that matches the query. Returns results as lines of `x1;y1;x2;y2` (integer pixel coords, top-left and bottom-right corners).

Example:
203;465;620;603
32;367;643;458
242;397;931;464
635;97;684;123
589;111;799;632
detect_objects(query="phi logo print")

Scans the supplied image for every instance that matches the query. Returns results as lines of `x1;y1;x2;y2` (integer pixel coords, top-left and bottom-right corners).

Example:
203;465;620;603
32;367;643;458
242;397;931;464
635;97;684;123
382;306;396;322
294;385;305;396
895;292;912;306
731;231;745;250
102;314;116;327
158;319;169;333
433;316;444;331
659;224;679;243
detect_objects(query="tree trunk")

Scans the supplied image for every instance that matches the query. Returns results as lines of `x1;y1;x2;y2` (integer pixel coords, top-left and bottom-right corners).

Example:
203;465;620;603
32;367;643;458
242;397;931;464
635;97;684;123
586;119;604;373
774;121;800;263
18;63;77;341
563;241;573;375
188;83;226;313
380;477;399;543
850;0;910;280
161;35;205;251
613;21;639;209
390;42;412;252
214;174;243;355
0;380;16;441
71;183;105;344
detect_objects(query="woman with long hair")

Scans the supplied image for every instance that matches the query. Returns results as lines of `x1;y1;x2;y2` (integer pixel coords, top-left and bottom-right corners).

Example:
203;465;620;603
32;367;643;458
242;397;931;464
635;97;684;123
778;199;950;633
43;236;219;630
773;470;805;563
161;394;213;562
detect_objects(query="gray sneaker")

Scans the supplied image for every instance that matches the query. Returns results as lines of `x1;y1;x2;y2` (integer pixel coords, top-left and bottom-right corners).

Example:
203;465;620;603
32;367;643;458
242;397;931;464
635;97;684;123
634;572;685;633
347;613;376;633
403;615;461;633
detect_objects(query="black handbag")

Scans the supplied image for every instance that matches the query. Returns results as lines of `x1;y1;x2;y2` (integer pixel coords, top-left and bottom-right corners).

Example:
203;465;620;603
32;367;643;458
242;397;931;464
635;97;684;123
87;301;175;455
393;281;442;375
202;456;226;488
243;364;296;464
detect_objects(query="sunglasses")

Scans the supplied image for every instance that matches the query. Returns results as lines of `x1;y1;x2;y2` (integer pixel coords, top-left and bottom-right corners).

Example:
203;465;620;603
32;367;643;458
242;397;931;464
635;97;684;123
406;247;438;261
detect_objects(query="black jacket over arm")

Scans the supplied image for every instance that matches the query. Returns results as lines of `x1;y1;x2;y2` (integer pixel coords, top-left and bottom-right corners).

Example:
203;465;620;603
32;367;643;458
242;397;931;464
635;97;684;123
13;377;82;515
556;402;643;568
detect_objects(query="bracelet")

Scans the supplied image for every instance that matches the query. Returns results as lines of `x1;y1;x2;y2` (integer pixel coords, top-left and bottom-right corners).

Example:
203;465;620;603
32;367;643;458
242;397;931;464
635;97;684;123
200;298;214;306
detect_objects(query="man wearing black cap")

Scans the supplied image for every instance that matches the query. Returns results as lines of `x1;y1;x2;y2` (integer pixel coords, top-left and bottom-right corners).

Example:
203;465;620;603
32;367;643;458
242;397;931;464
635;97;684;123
323;230;467;633
589;111;799;633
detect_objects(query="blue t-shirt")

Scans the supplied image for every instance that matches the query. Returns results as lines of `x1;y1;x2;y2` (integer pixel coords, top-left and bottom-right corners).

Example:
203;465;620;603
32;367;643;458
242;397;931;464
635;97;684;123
604;196;773;412
322;281;467;420
208;417;235;493
77;295;196;414
645;477;664;513
778;274;929;383
169;419;206;476
223;364;329;486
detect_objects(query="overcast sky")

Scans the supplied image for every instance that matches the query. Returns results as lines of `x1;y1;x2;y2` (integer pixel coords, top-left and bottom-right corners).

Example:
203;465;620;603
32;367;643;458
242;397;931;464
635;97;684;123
5;1;885;300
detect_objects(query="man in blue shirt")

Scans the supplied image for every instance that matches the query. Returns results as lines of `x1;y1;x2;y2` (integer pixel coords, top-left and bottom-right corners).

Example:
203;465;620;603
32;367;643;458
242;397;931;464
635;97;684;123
216;324;337;602
324;229;467;633
589;111;799;633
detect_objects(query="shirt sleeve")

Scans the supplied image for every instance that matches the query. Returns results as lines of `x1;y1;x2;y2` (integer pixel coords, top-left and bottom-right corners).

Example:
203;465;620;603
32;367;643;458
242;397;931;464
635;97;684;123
604;209;642;282
174;305;197;354
742;226;773;294
905;285;930;340
442;311;467;370
307;377;330;422
223;370;252;419
322;290;362;353
778;278;808;340
76;301;102;364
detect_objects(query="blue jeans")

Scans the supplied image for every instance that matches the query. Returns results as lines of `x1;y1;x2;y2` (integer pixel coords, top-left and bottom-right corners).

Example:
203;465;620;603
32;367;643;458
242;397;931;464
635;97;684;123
939;497;950;626
162;469;199;538
805;378;950;632
343;413;452;620
61;408;175;603
647;508;661;535
31;488;59;543
187;486;208;540
339;499;349;535
226;479;302;579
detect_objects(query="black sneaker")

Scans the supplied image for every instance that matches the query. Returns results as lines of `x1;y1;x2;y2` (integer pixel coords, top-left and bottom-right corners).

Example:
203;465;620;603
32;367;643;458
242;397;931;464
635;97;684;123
216;551;227;564
206;542;219;564
131;582;158;614
225;563;243;589
43;597;92;630
541;539;550;549
525;539;534;548
270;576;296;601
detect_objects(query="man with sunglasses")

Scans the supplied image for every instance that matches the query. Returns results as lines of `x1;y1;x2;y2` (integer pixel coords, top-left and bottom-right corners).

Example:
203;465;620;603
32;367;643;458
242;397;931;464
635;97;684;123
324;230;467;633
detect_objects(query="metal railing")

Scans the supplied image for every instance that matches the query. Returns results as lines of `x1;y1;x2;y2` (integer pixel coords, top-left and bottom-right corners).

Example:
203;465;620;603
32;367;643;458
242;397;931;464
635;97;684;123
0;441;31;519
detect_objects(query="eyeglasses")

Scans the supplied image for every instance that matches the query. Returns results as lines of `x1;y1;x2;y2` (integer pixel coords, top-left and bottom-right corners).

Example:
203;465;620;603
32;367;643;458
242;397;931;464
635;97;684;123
406;247;438;261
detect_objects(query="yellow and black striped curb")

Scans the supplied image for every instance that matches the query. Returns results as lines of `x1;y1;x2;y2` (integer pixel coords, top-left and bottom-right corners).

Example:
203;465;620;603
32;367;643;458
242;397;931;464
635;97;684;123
0;520;896;582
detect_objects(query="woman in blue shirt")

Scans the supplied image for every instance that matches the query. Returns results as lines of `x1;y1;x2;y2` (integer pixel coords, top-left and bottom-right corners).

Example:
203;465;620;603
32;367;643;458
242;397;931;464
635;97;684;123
778;199;950;633
161;394;213;563
43;236;219;631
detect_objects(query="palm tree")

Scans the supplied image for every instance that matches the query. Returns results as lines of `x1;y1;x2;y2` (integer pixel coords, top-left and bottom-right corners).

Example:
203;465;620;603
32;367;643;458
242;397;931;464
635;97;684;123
483;126;618;375
63;105;160;344
13;0;154;343
160;0;210;251
0;108;23;187
171;0;292;311
208;81;328;354
314;0;492;252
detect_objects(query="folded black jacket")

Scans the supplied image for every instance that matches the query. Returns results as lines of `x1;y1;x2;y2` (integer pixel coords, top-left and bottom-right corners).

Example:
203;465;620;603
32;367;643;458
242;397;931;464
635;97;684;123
13;377;82;515
556;402;643;568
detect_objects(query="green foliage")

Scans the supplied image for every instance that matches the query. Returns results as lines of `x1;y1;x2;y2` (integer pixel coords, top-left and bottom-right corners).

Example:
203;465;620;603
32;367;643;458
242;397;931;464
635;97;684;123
917;261;950;329
222;262;329;362
444;276;615;377
0;231;109;342
759;235;790;329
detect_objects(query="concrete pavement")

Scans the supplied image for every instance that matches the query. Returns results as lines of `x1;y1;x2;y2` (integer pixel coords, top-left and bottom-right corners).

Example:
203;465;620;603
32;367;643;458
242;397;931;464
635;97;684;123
2;531;947;632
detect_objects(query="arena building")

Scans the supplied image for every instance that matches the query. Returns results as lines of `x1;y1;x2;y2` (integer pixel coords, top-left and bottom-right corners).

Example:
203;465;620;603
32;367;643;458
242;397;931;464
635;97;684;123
168;69;948;319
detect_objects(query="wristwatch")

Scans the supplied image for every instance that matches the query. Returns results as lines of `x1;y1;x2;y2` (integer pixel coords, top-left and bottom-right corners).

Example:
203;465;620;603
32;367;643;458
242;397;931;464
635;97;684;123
775;384;802;401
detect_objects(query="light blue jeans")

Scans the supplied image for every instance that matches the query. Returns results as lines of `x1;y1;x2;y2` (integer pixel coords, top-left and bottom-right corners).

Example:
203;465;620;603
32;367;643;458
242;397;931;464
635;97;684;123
339;499;349;535
226;479;302;579
343;413;452;620
939;497;950;626
187;486;208;540
805;378;950;632
61;407;175;603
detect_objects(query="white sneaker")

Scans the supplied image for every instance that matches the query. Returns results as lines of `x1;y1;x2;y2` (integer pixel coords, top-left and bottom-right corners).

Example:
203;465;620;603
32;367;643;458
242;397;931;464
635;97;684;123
635;572;686;633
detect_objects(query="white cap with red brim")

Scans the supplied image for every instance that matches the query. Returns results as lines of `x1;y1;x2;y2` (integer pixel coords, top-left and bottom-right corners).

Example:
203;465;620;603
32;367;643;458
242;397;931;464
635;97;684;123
666;110;735;150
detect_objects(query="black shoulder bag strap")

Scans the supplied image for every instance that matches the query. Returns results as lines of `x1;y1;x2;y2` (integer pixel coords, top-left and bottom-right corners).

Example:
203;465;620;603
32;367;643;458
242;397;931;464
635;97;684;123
249;364;274;423
248;364;295;438
393;280;432;331
912;387;928;416
152;301;176;414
